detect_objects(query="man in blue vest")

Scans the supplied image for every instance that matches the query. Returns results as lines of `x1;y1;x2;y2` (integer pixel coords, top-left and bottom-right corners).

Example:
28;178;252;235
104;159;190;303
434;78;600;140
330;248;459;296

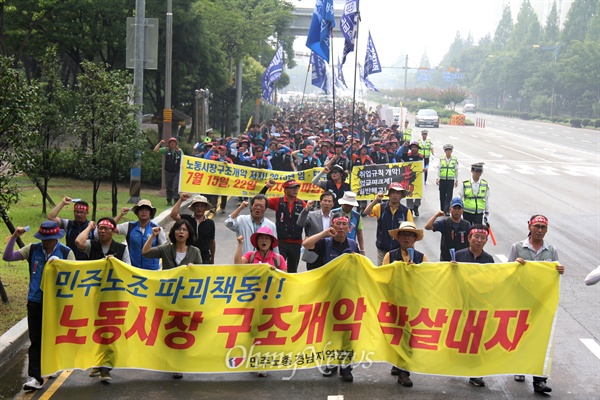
363;182;414;266
154;137;183;206
3;221;75;392
47;197;91;260
114;199;166;270
457;162;489;224
302;212;359;382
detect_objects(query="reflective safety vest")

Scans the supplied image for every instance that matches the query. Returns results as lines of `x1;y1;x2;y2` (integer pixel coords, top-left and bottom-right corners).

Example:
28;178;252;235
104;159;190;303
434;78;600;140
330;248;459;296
402;128;412;142
439;157;458;180
462;179;488;214
418;139;433;158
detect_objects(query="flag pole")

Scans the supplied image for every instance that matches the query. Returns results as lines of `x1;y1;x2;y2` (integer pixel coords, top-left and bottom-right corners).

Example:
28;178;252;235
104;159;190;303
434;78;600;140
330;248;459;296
330;28;336;126
300;62;311;112
352;12;361;142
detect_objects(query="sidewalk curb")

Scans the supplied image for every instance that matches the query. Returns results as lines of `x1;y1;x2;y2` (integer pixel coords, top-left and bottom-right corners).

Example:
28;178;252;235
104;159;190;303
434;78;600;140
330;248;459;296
0;317;28;368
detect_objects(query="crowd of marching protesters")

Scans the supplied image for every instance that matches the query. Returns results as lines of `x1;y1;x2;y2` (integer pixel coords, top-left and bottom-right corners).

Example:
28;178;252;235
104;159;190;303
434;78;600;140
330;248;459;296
4;99;588;394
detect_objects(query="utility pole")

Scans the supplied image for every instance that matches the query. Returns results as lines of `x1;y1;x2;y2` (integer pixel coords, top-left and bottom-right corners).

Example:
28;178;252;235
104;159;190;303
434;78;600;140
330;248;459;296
128;0;146;203
159;0;173;196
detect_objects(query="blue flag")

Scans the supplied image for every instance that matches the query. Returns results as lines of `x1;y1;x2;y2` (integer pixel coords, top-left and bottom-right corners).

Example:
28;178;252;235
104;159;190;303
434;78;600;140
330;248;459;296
305;0;335;63
340;0;359;65
358;63;379;92
262;45;284;103
336;56;347;89
363;31;382;78
311;52;328;94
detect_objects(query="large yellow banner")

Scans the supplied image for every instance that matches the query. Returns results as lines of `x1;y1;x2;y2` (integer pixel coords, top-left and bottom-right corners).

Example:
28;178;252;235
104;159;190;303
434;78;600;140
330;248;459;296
41;255;559;377
179;156;325;200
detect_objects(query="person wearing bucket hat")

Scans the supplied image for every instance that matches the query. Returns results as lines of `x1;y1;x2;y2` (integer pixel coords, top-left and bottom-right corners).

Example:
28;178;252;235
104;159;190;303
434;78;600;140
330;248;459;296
311;164;351;208
234;226;287;272
424;198;471;262
363;182;414;266
332;191;365;252
47;196;92;260
170;193;216;264
3;221;75;391
507;214;565;393
154;137;183;206
437;144;459;215
382;221;428;387
114;199;166;270
259;178;307;273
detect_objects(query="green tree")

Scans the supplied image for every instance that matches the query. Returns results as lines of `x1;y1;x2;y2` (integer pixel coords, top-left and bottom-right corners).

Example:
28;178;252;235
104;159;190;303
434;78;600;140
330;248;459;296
492;5;513;51
561;0;597;44
72;62;145;219
507;0;541;50
585;0;600;42
0;56;30;213
543;1;560;45
9;48;73;213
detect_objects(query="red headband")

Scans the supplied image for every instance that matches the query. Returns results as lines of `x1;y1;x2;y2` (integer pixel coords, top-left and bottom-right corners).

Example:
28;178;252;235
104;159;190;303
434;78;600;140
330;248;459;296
469;228;489;236
98;219;116;230
39;226;60;236
529;216;548;226
332;216;350;225
74;203;89;212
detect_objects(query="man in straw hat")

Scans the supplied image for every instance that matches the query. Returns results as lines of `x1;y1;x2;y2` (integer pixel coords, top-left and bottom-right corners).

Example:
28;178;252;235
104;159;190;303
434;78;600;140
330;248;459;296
170;193;216;264
3;221;75;391
115;199;166;270
382;221;428;388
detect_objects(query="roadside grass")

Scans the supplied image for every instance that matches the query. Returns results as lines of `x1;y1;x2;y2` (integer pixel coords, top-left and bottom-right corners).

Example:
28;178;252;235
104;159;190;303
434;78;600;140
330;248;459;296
0;176;165;336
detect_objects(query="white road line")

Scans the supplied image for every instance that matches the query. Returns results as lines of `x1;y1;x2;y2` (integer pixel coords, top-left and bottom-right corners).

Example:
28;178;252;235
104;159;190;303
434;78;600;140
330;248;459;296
538;168;559;176
581;140;591;143
496;254;508;263
328;396;344;400
563;170;586;176
552;134;559;136
488;152;503;157
580;339;600;360
565;136;574;139
500;145;549;162
514;169;534;175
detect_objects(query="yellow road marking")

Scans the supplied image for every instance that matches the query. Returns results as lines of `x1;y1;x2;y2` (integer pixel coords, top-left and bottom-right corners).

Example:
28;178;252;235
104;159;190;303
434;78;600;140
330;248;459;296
38;370;72;400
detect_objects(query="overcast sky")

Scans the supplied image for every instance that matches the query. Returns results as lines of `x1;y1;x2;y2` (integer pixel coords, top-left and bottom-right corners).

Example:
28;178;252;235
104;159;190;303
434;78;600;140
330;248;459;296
292;0;503;68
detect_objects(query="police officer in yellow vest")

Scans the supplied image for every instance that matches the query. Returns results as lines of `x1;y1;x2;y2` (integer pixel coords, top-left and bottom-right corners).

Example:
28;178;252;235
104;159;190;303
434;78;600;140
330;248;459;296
458;163;489;224
436;144;458;215
418;130;434;184
401;120;412;145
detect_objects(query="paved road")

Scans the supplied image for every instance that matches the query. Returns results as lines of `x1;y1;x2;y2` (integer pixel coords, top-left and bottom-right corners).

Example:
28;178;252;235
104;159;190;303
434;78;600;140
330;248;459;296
2;114;599;399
